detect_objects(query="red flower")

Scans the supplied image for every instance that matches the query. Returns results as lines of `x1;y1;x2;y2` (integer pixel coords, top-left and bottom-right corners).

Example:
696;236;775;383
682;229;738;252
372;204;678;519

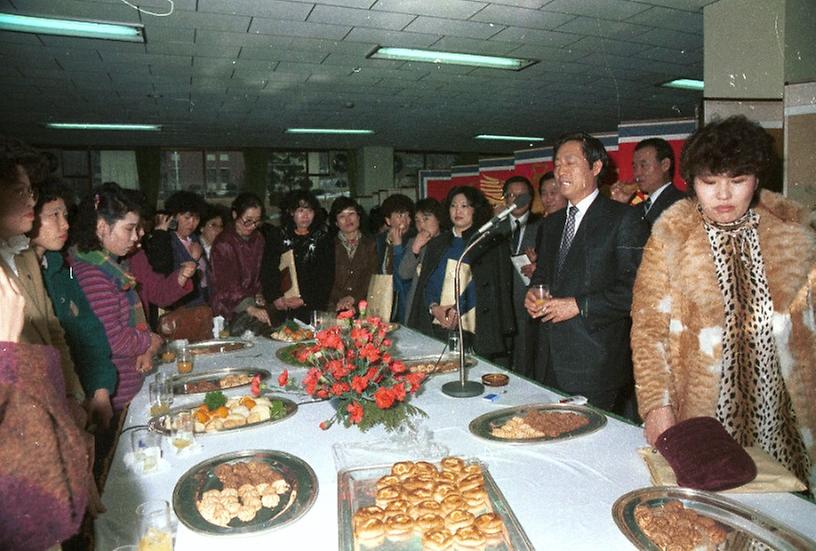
351;375;368;394
358;300;368;315
382;338;392;348
277;370;289;387
337;309;355;320
319;420;331;430
360;343;380;363
374;387;396;409
389;360;407;374
250;374;261;397
392;383;407;402
347;401;364;424
404;372;425;393
296;347;311;363
317;389;329;399
331;382;349;396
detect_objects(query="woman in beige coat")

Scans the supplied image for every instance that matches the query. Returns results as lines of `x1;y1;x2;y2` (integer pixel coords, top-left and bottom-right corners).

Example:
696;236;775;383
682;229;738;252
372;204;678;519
632;116;816;488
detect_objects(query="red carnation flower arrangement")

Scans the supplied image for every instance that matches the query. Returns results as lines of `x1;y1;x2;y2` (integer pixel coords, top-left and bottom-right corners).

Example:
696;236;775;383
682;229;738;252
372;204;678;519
253;301;426;432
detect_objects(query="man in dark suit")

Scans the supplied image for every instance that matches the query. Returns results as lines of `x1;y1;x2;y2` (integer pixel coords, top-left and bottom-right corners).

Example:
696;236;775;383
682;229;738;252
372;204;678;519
525;132;649;413
498;176;540;376
632;137;685;226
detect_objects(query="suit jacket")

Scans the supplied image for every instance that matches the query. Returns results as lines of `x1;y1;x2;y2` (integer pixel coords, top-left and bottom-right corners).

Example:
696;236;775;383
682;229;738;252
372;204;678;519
644;183;685;226
1;249;84;400
530;193;649;393
406;228;515;358
328;234;377;310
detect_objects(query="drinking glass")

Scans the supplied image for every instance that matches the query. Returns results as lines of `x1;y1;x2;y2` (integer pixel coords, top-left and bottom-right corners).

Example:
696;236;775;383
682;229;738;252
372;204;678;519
170;411;195;454
310;310;324;331
176;344;194;375
136;500;174;551
447;330;460;353
148;376;173;417
130;427;161;474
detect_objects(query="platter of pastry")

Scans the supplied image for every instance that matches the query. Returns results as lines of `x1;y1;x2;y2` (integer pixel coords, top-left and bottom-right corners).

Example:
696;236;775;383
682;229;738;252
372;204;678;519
337;456;533;550
171;368;271;395
186;339;255;356
401;354;477;375
268;321;315;343
612;486;815;551
173;449;318;535
148;394;297;435
468;403;606;444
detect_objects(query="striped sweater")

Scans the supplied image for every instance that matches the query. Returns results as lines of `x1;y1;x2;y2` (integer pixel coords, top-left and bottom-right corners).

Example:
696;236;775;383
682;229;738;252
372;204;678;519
70;256;151;410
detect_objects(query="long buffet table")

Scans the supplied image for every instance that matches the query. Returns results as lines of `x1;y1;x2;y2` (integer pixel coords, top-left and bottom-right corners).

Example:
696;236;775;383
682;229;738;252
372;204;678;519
95;327;816;550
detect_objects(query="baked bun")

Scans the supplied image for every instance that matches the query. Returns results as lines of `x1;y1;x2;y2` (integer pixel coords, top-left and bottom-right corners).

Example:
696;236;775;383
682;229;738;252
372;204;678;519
440;494;467;515
384;513;414;541
440;456;465;473
422;528;454;551
474;512;504;542
454;525;487;548
354;516;385;543
413;461;438;476
402;475;436;492
406;487;434;505
458;473;484;492
433;482;458;502
437;470;458;485
375;486;406;509
391;461;416;479
411;499;443;518
376;474;401;490
414;513;445;534
383;499;411;516
444;509;475;532
461;463;482;477
462;486;488;511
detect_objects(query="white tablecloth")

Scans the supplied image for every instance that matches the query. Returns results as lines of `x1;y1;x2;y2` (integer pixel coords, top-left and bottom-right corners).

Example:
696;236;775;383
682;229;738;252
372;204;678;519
95;328;816;550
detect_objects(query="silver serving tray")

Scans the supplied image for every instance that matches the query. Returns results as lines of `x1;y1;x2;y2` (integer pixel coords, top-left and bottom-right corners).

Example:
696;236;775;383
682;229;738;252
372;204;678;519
173;449;318;536
612;486;816;551
170;367;271;395
187;338;254;356
468;403;606;444
148;395;297;436
337;459;534;550
401;353;477;375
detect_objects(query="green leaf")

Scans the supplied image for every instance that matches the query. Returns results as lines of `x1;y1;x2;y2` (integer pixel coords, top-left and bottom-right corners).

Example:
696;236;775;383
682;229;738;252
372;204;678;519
203;391;227;411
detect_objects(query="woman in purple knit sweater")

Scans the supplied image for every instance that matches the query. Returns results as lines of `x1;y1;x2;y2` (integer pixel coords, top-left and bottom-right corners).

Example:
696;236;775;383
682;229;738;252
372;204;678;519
70;183;162;410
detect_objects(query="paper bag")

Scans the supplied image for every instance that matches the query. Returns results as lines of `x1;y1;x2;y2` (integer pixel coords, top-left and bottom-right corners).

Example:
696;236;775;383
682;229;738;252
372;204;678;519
366;274;394;320
279;249;300;299
434;258;475;332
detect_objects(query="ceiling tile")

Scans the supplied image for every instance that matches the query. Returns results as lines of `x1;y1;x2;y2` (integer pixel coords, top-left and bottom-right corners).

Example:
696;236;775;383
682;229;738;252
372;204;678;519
555;16;653;42
144;10;251;32
370;0;486;19
4;0;141;22
567;35;641;56
321;53;403;68
489;27;577;47
507;43;590;62
541;0;650;21
240;47;327;64
143;26;195;44
397;61;477;75
197;0;311;20
37;35;146;52
471;5;574;31
634;0;718;12
0;30;46;46
625;6;702;34
344;27;440;47
430;36;521;55
404;16;502;40
287;37;375;56
249;18;351;40
637;45;702;66
636;28;702;50
147;43;240;58
274;61;352;75
308;5;416;31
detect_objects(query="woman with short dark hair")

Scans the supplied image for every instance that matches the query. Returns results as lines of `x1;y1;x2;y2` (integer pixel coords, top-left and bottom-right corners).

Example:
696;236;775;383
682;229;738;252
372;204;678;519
208;192;268;327
261;189;333;323
327;196;377;312
406;186;514;359
632;115;816;487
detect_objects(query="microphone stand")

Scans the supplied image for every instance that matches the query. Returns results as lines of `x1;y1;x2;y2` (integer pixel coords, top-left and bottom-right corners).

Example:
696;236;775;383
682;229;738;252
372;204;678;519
441;231;488;398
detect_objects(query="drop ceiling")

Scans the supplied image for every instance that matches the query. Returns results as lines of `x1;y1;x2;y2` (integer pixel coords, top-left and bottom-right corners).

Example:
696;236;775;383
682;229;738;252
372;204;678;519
0;0;714;153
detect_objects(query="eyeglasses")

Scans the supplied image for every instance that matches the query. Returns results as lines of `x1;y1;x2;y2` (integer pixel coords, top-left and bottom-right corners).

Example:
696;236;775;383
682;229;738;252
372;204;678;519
238;217;261;228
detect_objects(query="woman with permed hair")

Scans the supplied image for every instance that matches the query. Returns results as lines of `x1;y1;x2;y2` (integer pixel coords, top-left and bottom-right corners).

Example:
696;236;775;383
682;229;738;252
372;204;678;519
70;182;163;411
261;189;333;324
632;115;816;488
326;196;377;312
406;186;514;359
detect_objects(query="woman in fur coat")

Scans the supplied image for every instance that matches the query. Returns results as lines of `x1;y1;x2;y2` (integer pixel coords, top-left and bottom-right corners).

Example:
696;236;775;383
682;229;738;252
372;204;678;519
632;115;816;488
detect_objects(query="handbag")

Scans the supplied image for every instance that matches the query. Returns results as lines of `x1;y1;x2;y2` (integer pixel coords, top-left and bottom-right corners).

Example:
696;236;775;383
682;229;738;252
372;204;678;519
655;416;757;491
366;274;394;320
158;304;214;342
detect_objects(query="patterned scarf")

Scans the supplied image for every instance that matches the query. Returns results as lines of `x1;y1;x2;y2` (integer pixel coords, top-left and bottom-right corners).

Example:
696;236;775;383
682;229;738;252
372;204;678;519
72;248;148;331
701;204;811;484
338;230;360;260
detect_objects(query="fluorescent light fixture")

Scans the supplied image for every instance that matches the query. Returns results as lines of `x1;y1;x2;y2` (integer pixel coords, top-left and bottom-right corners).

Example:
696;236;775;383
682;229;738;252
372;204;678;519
0;12;144;42
46;123;161;131
286;128;374;135
659;78;704;91
475;134;545;142
369;47;536;71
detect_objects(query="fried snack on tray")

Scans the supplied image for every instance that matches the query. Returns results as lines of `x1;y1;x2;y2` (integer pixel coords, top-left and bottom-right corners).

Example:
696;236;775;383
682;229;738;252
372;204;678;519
351;457;505;549
406;359;459;374
490;409;590;439
634;499;729;551
190;342;243;355
195;460;291;527
270;323;314;342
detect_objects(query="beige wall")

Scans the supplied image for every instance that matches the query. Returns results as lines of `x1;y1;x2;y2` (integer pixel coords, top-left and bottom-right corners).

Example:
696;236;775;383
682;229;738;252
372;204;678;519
354;146;394;210
704;0;785;99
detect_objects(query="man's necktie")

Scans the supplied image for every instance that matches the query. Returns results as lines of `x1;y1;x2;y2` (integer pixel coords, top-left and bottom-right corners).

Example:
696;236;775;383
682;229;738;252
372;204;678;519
512;220;522;254
557;206;578;274
643;196;652;215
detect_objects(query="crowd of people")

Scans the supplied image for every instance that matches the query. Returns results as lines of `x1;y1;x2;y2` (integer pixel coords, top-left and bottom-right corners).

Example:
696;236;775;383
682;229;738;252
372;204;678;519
1;114;814;549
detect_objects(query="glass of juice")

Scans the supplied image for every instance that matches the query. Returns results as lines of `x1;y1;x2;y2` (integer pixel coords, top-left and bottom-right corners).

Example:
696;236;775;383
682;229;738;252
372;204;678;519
136;500;173;551
170;410;195;454
148;376;173;417
130;428;161;474
176;344;194;375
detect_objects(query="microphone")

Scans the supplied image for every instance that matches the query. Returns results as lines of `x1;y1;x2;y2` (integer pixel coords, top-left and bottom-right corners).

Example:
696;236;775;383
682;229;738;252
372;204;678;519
475;193;531;235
